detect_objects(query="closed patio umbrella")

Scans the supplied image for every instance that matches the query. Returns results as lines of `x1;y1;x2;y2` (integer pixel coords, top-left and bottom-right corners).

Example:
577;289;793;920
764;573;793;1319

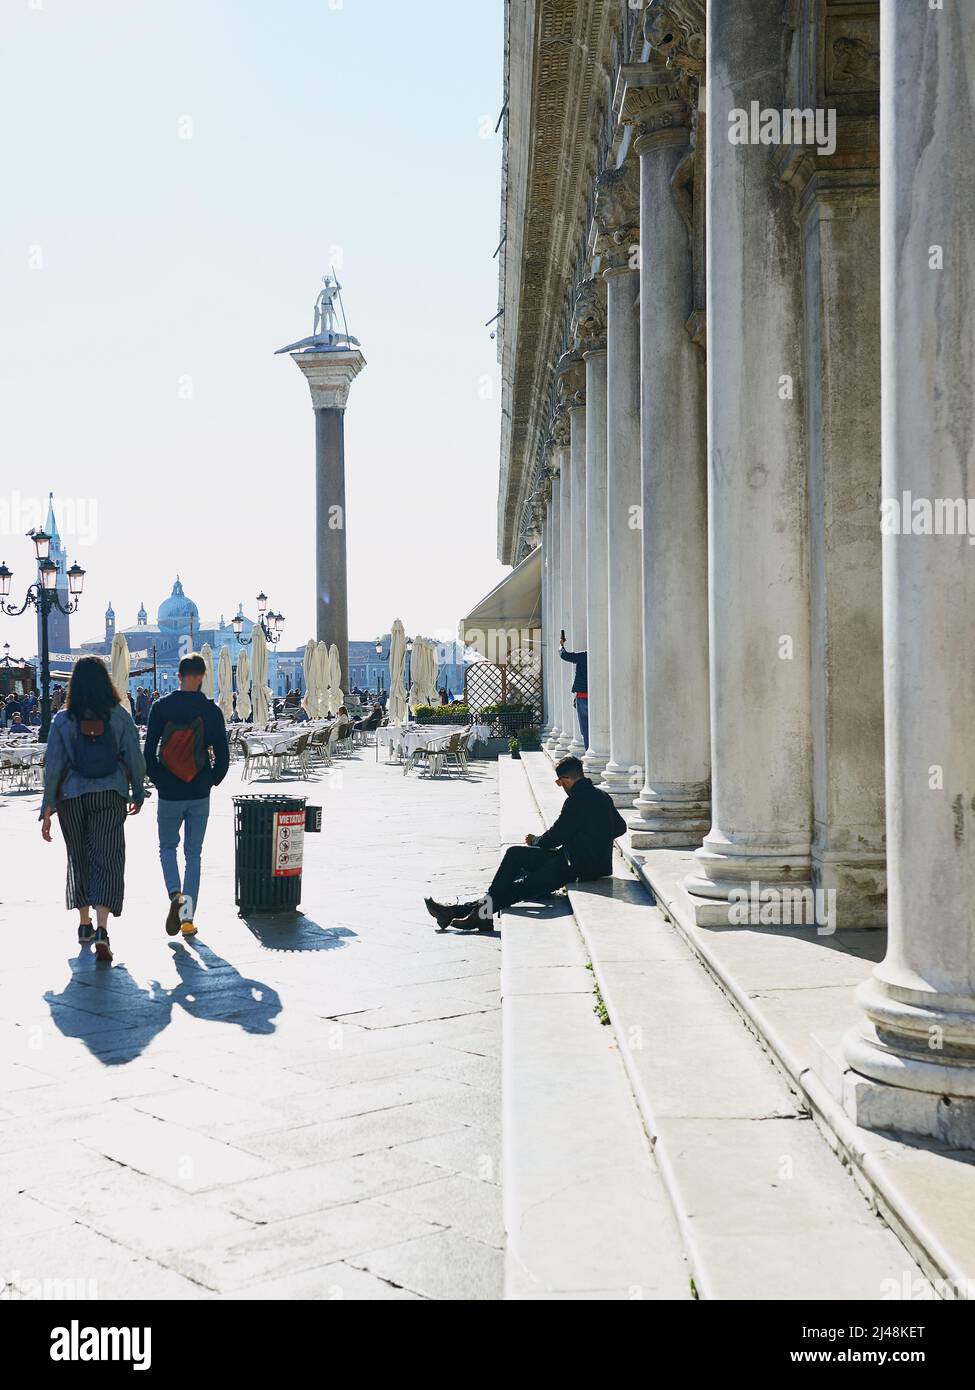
251;625;270;728
388;619;408;726
110;632;130;704
301;639;316;715
328;643;343;715
217;644;234;721
315;641;330;716
200;642;215;700
236;648;251;722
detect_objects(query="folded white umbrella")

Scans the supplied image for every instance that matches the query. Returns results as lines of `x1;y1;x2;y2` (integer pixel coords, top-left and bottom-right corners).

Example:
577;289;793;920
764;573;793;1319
301;638;316;715
110;632;130;703
236;648;251;721
328;642;343;714
388;619;408;726
315;640;330;716
200;642;215;700
251;625;270;729
419;638;438;705
217;644;234;721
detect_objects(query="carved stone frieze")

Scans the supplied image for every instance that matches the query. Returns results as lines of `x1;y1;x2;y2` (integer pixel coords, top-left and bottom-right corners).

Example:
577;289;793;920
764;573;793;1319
643;0;706;97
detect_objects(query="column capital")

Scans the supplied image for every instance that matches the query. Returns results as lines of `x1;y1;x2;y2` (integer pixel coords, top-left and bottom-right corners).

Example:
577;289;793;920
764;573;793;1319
619;63;694;153
555;349;586;407
594;161;641;273
290;347;366;410
571;277;607;355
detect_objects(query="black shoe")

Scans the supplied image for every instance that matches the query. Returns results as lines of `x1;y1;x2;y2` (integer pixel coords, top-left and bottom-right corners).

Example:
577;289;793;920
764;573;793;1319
451;901;496;932
78;922;95;945
92;927;113;963
165;892;184;937
424;897;458;931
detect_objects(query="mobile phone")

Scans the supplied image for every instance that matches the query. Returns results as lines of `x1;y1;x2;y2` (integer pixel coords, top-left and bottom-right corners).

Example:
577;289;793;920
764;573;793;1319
560;629;566;644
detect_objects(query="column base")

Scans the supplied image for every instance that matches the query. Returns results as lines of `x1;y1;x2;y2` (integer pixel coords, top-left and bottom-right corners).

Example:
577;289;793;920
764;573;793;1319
630;784;711;850
568;737;586;759
812;846;887;929
583;748;610;778
553;731;574;756
600;760;644;808
683;833;814;927
813;1030;975;1150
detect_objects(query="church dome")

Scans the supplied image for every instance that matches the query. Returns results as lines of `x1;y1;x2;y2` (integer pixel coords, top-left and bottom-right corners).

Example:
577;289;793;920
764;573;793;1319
158;576;199;633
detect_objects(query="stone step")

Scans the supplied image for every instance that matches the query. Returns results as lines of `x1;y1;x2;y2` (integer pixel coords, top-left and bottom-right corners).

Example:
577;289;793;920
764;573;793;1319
516;752;931;1300
498;758;691;1300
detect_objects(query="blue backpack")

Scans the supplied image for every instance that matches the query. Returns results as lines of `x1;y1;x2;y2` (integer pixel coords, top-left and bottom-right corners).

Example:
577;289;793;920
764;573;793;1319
70;712;120;779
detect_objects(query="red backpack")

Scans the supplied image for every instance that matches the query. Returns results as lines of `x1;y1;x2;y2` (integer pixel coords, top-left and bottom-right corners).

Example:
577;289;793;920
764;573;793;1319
159;716;208;782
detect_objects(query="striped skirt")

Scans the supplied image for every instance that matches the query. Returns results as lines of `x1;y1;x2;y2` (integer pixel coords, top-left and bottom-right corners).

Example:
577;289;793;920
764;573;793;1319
57;790;128;916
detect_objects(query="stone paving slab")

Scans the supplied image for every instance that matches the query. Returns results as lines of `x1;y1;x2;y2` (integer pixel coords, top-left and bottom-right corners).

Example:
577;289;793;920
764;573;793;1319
0;752;504;1299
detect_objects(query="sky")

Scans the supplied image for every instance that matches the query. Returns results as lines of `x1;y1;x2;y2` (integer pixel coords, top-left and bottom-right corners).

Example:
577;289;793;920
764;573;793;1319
0;0;508;657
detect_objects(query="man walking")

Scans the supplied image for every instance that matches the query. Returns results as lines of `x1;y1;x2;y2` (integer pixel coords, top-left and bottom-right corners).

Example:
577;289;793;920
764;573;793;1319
145;653;229;938
425;756;626;930
559;634;588;749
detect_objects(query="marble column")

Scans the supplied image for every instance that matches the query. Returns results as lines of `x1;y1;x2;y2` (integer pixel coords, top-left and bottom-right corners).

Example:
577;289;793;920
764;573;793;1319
844;2;975;1144
598;183;646;805
553;412;575;756
541;469;559;745
621;68;710;849
573;277;610;777
783;166;885;927
566;365;588;760
681;2;813;919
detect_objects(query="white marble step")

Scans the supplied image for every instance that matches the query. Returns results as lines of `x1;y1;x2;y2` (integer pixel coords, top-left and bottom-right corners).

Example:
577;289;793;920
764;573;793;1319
516;752;929;1300
498;758;691;1300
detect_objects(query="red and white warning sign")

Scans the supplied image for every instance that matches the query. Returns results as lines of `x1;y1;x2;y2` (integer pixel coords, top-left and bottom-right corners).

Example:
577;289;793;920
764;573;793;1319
272;810;305;877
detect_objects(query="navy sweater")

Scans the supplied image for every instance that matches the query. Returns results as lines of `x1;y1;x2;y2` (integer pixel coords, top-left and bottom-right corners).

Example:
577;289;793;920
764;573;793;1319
144;690;230;801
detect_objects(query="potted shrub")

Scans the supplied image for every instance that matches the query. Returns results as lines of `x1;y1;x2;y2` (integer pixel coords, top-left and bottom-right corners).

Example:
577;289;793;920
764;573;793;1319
509;736;521;760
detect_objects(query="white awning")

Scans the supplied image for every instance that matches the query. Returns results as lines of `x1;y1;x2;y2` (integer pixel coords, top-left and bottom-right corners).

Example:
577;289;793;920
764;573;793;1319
461;547;542;662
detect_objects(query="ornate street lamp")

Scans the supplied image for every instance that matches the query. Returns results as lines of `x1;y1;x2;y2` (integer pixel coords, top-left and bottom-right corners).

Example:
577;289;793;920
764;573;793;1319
0;540;85;741
231;593;284;646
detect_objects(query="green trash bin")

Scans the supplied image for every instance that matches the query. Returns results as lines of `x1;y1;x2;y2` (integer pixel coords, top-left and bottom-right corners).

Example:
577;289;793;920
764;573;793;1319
233;794;308;914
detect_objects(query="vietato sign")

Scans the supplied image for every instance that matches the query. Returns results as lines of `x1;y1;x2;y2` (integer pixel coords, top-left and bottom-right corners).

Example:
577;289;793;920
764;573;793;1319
272;810;304;877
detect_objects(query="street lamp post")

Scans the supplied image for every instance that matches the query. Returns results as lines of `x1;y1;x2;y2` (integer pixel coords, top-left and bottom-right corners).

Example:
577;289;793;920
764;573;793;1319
374;637;385;696
0;530;85;741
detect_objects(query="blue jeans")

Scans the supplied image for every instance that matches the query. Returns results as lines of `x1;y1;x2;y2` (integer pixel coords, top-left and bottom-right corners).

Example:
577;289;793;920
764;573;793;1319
157;797;210;916
575;695;589;749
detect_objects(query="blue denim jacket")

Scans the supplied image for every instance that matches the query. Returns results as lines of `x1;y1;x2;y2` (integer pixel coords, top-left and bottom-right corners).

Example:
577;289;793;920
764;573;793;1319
40;706;147;819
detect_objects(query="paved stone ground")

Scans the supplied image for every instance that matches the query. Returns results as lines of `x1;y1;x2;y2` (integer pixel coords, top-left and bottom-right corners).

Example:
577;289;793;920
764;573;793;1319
0;745;504;1299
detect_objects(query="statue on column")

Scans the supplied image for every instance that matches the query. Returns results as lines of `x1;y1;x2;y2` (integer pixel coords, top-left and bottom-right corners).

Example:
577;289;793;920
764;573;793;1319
314;275;341;339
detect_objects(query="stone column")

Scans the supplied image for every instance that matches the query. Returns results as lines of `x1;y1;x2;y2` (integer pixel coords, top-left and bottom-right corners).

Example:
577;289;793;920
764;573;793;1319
680;1;813;919
573;279;610;776
844;2;975;1144
596;173;646;804
287;347;365;690
553;411;575;756
543;471;563;752
620;67;710;849
779;38;885;929
565;354;588;759
541;469;559;744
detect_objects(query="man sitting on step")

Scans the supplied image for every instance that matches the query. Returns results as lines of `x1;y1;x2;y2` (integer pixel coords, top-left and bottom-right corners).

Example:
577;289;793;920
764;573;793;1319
425;756;628;931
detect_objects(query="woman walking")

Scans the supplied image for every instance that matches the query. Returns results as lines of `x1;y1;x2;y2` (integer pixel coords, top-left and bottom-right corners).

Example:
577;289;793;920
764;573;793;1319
40;655;146;962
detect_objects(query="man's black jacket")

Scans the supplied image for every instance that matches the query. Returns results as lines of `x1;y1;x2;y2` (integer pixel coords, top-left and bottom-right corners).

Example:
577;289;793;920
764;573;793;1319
535;776;627;879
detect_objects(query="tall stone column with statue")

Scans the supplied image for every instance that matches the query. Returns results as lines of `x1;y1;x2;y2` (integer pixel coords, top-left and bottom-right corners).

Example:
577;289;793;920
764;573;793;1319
276;274;365;690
